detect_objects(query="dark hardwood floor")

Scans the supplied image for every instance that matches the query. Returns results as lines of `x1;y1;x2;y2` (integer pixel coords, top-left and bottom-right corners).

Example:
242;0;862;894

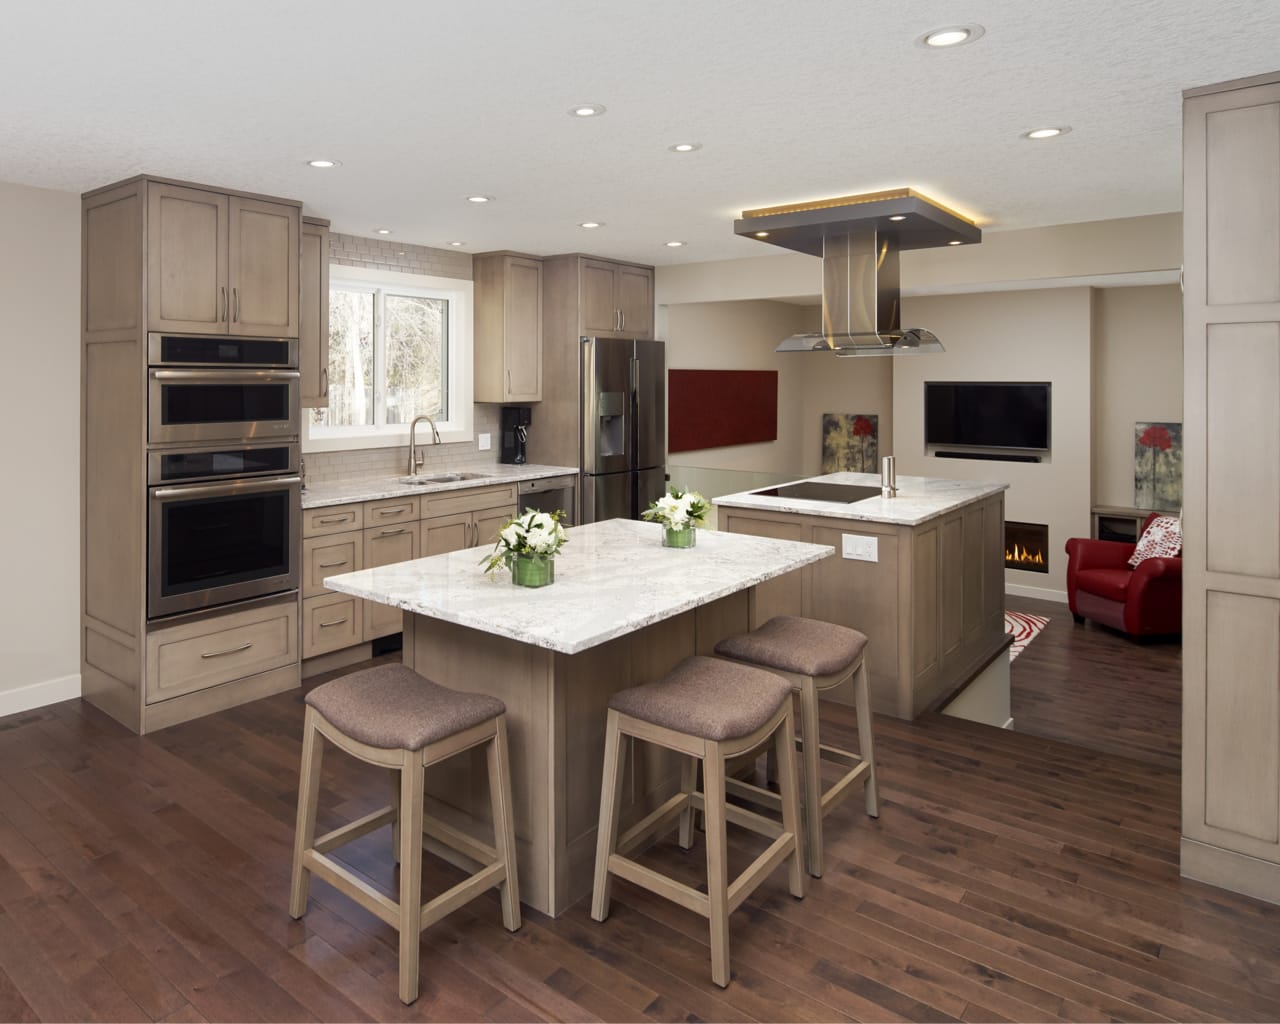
2;628;1277;1022
1006;596;1182;771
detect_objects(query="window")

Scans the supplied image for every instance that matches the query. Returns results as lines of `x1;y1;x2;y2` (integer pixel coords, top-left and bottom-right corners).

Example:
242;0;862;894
305;267;473;451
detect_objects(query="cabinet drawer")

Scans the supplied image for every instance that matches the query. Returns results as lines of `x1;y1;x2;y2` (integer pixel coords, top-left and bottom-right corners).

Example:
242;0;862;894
363;521;419;641
302;592;363;658
145;598;297;704
303;503;364;537
423;483;518;519
365;495;419;526
303;530;363;597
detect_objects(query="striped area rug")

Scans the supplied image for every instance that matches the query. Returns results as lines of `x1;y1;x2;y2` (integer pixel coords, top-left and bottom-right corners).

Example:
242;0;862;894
1006;611;1049;661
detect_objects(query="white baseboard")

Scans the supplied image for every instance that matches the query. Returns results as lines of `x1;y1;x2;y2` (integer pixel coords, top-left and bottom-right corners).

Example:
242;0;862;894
1006;582;1068;604
0;672;82;719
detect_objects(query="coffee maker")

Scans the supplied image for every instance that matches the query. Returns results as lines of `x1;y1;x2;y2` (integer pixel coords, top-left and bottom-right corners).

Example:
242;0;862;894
500;405;532;464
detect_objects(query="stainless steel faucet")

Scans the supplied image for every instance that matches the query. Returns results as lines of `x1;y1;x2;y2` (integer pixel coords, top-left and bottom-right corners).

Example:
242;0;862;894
407;415;442;477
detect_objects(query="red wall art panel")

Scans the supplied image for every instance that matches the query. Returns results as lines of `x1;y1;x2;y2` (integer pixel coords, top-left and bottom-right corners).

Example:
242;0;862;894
668;369;778;454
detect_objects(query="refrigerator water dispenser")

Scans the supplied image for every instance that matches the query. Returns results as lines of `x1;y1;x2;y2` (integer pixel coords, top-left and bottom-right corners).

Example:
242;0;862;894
596;391;626;457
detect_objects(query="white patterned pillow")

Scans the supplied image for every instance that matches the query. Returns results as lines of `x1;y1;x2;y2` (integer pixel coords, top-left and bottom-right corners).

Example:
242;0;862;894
1129;515;1182;567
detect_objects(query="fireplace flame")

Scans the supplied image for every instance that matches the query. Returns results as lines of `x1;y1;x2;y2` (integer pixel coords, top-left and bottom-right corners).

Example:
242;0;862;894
1005;544;1045;566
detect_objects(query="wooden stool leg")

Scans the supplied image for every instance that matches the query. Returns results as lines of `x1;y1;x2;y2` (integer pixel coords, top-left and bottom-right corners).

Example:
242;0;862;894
488;717;522;932
397;752;425;1005
703;741;731;988
798;677;825;877
389;768;402;864
854;661;880;818
289;708;324;919
677;755;698;850
591;710;627;922
773;708;808;900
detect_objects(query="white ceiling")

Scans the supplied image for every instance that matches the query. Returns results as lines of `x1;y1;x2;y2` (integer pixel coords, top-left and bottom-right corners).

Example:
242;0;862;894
3;1;1278;265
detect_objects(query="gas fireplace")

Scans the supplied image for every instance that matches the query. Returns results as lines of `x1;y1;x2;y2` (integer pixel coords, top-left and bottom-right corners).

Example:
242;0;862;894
1005;520;1049;573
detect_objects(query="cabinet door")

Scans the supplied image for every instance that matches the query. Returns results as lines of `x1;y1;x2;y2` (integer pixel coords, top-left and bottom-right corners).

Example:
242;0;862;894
300;219;329;407
616;264;654;339
363;521;420;641
302;530;362;598
228;197;300;337
474;505;516;549
147;183;228;333
422;511;473;555
580;258;620;335
505;257;542;401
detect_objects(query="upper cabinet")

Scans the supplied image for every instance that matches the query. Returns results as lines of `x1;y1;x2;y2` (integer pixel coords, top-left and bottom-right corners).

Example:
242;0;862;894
146;181;300;337
578;257;654;338
473;252;543;403
300;217;330;408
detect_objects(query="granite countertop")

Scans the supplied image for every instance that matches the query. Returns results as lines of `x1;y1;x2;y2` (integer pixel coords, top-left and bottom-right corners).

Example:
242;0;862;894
322;518;833;655
301;463;578;509
713;471;1008;526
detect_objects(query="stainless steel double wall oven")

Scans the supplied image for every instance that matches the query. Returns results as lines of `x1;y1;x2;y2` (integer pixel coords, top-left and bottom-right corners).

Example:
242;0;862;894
146;334;301;618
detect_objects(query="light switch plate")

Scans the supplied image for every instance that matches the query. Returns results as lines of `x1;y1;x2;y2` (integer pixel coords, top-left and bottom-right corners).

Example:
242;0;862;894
841;533;879;562
478;433;491;451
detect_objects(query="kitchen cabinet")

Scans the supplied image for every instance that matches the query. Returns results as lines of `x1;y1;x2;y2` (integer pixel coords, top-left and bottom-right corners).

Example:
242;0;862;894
146;181;299;337
422;511;474;556
300;216;330;407
363;521;420;641
473;253;542;403
578;257;654;337
302;530;362;599
302;591;363;659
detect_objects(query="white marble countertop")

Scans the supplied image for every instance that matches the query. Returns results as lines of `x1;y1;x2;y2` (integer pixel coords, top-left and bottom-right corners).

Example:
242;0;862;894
322;518;833;655
713;471;1008;526
301;463;578;509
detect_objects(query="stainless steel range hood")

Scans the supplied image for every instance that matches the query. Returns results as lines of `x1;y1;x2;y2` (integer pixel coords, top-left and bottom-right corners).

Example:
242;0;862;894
732;189;980;356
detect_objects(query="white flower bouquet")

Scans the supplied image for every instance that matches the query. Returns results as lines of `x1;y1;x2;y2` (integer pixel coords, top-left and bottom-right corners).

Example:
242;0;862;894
481;508;568;586
642;486;709;547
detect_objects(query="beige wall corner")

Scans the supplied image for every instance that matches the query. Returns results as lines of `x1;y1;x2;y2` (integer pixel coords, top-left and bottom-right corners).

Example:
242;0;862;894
0;181;81;710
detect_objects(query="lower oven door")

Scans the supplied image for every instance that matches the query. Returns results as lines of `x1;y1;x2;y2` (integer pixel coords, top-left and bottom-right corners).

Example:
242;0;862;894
148;474;301;619
148;368;300;445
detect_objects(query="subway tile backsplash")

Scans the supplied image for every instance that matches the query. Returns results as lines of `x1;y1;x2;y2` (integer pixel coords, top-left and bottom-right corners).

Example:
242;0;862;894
304;405;504;485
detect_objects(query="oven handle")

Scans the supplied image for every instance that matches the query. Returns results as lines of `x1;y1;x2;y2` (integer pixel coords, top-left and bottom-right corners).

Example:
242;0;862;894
152;475;302;501
150;369;302;382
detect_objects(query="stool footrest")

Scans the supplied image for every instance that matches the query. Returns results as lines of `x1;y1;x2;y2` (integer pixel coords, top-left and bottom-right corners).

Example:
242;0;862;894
304;850;400;927
421;861;508;930
313;806;397;855
727;833;798;914
725;776;783;812
608;853;710;917
821;759;871;813
617;792;690;857
690;790;784;840
421;811;497;868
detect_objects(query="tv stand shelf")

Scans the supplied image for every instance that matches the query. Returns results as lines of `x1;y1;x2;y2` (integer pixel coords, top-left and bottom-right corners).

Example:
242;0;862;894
1091;505;1156;543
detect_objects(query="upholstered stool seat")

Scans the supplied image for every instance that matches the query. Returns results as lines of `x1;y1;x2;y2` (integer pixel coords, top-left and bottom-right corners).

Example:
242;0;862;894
715;616;880;878
290;664;520;1005
591;655;806;988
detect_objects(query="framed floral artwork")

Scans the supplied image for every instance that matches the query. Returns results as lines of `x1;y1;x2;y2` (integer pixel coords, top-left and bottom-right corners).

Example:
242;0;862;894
1134;421;1182;512
822;413;878;473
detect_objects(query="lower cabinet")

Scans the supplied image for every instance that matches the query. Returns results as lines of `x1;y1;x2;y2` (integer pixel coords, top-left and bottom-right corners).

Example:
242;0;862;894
302;591;363;658
363;521;420;641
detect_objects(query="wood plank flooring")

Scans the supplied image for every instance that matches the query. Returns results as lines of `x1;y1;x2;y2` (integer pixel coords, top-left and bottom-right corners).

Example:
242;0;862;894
1;633;1276;1022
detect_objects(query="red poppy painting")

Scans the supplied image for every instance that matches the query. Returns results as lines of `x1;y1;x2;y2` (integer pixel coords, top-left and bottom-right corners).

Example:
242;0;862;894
1134;421;1182;511
822;413;879;472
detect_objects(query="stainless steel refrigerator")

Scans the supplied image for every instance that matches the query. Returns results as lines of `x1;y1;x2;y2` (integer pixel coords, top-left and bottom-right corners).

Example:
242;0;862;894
580;337;666;523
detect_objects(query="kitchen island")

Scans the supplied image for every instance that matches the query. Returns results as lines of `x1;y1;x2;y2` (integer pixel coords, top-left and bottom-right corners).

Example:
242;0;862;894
715;471;1008;720
323;518;832;915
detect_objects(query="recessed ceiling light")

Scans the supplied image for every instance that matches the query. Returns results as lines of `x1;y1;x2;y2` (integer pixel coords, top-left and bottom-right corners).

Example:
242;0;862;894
888;215;907;222
448;241;465;247
306;159;341;168
665;241;685;248
579;221;603;229
374;228;392;235
754;231;769;238
569;104;606;117
948;239;963;245
1024;126;1071;139
917;24;985;48
668;142;702;153
466;195;494;203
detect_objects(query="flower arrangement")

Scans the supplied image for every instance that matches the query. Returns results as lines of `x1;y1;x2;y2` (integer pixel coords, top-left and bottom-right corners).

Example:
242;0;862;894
481;508;568;586
643;486;709;548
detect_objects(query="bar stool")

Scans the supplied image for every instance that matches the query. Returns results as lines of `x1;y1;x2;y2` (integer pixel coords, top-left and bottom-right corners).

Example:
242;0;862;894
289;664;521;1005
591;655;806;988
715;616;879;878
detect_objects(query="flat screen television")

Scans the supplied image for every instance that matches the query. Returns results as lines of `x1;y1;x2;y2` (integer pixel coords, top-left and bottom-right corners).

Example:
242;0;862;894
924;381;1051;452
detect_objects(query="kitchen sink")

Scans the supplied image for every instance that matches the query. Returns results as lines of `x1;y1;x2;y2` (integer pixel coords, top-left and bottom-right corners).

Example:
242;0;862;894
397;472;492;485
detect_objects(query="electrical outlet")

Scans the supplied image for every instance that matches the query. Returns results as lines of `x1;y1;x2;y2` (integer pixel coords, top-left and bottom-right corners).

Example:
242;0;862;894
478;432;491;451
841;534;879;562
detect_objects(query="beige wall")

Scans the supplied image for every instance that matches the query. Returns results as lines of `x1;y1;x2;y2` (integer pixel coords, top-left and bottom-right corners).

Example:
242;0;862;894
1092;285;1184;507
0;182;81;712
896;288;1096;597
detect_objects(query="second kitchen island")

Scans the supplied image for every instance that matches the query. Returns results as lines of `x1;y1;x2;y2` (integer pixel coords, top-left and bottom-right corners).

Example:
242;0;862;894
323;519;831;915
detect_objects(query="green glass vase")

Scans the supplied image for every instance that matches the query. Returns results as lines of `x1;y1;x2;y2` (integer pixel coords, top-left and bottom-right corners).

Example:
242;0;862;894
662;526;697;549
511;553;555;587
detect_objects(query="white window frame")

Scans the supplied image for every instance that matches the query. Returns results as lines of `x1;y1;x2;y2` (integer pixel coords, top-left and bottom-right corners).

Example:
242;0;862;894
303;265;473;453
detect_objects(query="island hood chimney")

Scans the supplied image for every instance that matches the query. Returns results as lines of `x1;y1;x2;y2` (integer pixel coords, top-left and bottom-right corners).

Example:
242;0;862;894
731;188;981;356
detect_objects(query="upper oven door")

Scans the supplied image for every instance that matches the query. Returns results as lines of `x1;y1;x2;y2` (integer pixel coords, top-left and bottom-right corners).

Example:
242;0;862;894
148;333;297;369
148;368;300;445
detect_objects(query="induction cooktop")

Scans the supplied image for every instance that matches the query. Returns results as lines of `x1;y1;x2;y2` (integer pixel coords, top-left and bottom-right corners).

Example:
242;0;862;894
750;482;884;503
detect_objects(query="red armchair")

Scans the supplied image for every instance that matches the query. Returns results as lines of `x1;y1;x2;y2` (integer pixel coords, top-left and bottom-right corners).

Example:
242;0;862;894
1064;514;1182;638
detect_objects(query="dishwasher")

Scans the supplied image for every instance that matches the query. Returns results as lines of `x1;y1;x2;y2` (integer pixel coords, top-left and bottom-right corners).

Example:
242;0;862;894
518;474;578;525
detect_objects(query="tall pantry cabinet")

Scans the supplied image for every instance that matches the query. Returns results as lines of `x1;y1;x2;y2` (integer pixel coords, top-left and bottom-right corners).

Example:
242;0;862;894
1181;70;1280;904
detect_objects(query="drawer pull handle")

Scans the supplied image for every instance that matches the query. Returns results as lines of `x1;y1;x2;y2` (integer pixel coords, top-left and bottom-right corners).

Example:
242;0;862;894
377;528;407;536
377;507;406;516
201;642;253;659
318;559;348;568
317;514;351;524
319;617;348;628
